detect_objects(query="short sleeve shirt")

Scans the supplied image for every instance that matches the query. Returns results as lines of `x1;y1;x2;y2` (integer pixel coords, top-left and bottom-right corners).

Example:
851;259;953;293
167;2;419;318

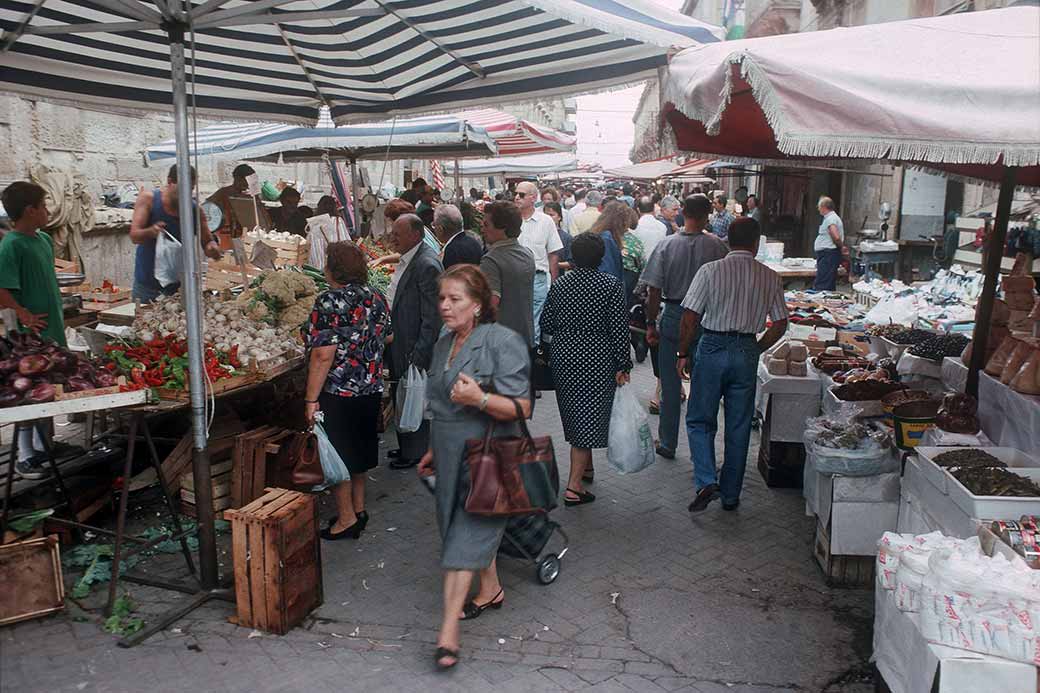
0;230;65;346
480;239;536;346
815;211;844;251
681;251;788;333
518;210;563;274
302;284;392;397
640;231;729;302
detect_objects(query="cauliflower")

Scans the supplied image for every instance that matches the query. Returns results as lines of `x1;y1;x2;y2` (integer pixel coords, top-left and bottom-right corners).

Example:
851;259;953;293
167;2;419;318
243;300;270;322
260;272;296;307
278;296;314;329
287;272;317;298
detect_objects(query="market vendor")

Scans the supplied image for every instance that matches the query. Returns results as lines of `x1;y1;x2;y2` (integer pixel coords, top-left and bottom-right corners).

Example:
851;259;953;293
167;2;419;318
270;186;302;234
130;164;222;304
206;163;269;234
813;195;847;292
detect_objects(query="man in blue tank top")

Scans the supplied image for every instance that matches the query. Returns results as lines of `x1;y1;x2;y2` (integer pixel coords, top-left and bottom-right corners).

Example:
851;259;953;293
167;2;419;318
129;164;221;303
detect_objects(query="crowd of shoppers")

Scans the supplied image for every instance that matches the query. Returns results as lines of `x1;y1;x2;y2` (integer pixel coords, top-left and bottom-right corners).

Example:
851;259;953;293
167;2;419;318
289;177;796;673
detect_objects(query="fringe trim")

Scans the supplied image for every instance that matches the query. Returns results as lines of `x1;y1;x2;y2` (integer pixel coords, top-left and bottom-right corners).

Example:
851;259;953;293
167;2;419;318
665;51;1040;168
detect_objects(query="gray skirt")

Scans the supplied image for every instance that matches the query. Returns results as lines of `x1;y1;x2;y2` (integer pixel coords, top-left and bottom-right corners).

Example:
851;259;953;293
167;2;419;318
430;418;510;570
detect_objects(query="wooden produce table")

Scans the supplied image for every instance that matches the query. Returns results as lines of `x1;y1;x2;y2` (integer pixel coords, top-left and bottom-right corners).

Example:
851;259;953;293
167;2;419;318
764;262;817;289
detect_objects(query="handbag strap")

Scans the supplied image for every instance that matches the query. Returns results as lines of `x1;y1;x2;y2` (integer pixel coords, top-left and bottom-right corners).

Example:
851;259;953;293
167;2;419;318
478;396;534;448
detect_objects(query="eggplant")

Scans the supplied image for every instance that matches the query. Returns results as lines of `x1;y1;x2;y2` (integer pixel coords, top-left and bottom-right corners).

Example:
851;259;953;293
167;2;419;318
18;354;51;376
0;389;22;407
65;377;93;392
94;372;117;388
11;376;32;393
27;382;55;404
0;358;17;376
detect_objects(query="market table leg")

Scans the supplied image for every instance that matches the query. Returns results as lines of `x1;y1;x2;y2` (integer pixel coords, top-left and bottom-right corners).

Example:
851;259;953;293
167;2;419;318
105;414;139;617
0;422;21;533
141;416;197;578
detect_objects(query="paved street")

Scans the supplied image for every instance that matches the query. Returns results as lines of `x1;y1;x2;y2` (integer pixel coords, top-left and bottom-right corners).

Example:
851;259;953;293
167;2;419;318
1;360;874;692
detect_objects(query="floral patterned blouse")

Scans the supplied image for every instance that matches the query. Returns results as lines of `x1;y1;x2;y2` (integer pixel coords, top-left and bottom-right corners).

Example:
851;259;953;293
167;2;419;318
302;285;392;397
621;232;645;274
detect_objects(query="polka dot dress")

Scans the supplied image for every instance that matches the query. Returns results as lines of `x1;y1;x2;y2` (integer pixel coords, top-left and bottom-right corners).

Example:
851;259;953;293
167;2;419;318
539;268;633;449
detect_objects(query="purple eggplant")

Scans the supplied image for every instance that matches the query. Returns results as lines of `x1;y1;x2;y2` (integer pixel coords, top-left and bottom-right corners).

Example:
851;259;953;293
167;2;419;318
94;372;117;388
0;358;18;376
27;382;55;404
65;377;93;392
11;376;32;393
18;354;51;376
0;388;22;407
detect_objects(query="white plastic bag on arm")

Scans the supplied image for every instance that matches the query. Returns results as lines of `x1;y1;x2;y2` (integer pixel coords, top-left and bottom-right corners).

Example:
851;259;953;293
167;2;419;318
154;229;183;288
397;365;427;433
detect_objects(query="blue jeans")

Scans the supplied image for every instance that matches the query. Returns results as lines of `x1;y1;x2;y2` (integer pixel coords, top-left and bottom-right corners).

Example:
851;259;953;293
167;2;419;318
813;248;840;291
686;332;760;504
657;303;685;453
532;271;549;343
132;279;180;304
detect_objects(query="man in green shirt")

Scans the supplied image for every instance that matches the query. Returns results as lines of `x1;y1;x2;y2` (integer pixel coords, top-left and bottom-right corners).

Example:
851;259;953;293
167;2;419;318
0;181;66;479
0;181;64;346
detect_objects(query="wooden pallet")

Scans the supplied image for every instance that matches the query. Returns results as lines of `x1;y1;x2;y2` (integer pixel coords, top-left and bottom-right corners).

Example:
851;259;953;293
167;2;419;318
230;427;294;509
225;488;322;635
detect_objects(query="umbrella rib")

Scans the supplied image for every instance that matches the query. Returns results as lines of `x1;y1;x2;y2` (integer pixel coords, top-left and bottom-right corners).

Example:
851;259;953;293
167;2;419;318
372;0;485;80
91;0;164;23
22;20;155;35
193;7;382;29
189;0;237;18
0;0;46;53
277;23;333;110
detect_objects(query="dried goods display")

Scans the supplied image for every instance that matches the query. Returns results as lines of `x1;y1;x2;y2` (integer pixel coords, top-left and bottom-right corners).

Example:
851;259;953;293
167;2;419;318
811;420;884;450
0;333;114;407
949;466;1040;497
832;380;906;401
934;393;980;434
866;324;908;338
908;333;970;362
889;328;935;346
932;449;1006;469
811;354;872;375
832;366;891;384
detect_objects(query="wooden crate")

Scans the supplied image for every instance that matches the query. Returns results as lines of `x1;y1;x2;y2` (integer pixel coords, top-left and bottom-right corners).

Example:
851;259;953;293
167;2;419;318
156;371;262;401
54;376;128;401
230;427;294;509
0;536;65;626
160;432;239;496
243;237;309;268
86;287;131;304
180;459;234;516
813;519;876;588
225;488;322;635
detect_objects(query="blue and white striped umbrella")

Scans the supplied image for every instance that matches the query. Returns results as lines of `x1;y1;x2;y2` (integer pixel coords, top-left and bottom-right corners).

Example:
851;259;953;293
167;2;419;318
145;111;499;163
0;1;722;125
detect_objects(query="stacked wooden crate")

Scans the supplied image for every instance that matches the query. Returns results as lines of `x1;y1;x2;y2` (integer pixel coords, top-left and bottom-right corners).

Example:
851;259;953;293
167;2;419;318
225;488;322;634
231;427;294;509
242;235;309;268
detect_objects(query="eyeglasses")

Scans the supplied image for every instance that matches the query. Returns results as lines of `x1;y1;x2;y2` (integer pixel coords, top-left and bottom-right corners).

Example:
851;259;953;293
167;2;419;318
513;192;528;198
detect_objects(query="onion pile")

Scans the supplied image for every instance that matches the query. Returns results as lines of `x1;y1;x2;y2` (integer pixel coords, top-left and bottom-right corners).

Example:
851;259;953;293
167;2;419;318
0;333;113;407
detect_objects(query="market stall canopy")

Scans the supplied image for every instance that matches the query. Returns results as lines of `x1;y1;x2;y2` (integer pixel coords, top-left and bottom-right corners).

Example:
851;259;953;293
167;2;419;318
445;153;578;177
660;3;1040;186
0;0;722;125
458;109;576;156
604;157;680;181
145;110;498;164
667;158;715;178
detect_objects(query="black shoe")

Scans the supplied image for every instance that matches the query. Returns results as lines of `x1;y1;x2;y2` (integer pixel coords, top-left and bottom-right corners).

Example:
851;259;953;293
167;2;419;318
534;391;542;399
14;456;50;480
389;457;419;470
434;647;460;671
48;441;84;458
688;484;720;513
655;446;675;460
722;500;740;511
387;449;402;459
460;590;504;621
356;510;369;530
564;488;596;506
320;521;362;540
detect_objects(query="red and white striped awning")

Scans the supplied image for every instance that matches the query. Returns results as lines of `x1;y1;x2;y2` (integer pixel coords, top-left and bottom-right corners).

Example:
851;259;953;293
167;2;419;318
458;109;577;157
668;158;716;178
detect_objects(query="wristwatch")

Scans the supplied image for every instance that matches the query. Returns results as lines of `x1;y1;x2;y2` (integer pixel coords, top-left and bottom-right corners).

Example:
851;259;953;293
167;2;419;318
676;352;688;359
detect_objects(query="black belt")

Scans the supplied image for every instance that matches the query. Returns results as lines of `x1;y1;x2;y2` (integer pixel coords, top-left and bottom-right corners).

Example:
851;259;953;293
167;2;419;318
702;328;755;338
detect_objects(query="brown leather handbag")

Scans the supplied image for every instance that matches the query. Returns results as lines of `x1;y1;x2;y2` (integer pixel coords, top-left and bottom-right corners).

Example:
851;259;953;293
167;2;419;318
464;399;559;517
287;430;323;488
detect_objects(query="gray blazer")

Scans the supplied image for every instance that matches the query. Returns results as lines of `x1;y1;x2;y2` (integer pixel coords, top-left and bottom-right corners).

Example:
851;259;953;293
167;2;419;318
389;242;443;377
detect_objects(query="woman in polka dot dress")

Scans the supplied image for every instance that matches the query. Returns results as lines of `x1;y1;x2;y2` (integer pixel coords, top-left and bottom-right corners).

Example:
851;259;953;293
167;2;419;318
539;233;632;506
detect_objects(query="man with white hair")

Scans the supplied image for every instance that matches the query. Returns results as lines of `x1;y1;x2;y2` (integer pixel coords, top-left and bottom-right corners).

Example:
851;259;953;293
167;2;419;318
434;203;482;269
657;195;683;236
570;189;603;236
514;181;563;343
634;196;667;258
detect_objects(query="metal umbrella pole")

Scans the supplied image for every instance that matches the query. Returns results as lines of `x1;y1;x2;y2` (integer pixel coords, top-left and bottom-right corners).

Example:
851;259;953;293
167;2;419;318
966;166;1018;397
350;156;361;231
117;22;232;647
454;157;462;200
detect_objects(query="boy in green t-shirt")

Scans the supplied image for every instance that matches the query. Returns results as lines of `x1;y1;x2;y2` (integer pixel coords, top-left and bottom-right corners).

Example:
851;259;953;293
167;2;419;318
0;181;65;346
0;181;66;479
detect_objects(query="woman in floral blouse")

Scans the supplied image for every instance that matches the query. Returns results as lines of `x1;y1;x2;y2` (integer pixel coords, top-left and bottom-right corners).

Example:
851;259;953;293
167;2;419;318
303;241;392;540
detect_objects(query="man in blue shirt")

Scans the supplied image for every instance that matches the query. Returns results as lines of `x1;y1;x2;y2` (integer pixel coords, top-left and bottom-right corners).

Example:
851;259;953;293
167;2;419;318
708;192;735;240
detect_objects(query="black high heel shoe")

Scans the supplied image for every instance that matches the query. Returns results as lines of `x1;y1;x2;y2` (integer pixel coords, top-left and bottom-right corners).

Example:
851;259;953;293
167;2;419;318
356;510;369;530
320;521;362;540
460;589;504;620
564;488;596;506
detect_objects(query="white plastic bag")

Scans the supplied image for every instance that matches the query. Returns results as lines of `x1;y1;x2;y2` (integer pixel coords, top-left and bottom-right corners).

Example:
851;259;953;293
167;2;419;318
607;386;655;474
312;412;349;491
154;229;183;288
397;365;427;433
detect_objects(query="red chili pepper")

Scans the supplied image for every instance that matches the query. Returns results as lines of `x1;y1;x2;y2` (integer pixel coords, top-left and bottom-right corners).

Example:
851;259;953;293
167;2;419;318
228;345;241;369
130;368;146;387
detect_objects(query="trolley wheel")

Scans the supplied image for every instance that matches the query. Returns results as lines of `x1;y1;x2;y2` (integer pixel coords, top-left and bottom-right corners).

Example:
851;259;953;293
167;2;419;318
536;554;561;585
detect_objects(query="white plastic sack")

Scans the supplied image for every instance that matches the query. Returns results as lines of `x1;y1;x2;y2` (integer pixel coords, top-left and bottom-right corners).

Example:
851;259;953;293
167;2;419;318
312;414;350;491
397;365;427;433
607;386;655;475
154;229;183;288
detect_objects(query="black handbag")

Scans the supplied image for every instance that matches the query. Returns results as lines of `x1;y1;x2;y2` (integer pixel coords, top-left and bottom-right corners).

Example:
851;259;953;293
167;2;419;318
530;341;554;391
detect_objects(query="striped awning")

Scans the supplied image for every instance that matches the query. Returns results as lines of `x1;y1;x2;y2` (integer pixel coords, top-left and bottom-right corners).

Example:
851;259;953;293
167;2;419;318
457;109;576;156
0;1;722;125
445;153;578;177
145;110;499;163
603;157;679;181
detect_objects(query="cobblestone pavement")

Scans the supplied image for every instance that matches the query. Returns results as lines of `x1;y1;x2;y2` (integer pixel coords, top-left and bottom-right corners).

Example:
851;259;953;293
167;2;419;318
1;360;874;693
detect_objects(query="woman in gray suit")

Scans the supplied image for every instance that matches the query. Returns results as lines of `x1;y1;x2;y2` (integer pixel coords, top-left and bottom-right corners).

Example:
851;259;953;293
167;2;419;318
417;264;532;672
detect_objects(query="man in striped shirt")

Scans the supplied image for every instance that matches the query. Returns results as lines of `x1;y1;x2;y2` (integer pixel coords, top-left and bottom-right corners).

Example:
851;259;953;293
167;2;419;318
677;218;789;513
